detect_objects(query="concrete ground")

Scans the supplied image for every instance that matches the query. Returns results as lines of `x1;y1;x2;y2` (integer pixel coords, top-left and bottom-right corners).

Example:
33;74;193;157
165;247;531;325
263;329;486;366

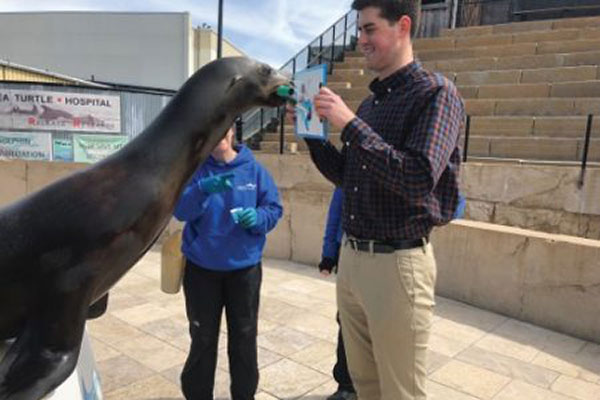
87;249;600;400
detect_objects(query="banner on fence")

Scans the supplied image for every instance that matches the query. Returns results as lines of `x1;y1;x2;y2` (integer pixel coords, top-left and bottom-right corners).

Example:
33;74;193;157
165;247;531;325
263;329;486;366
0;89;121;133
73;134;128;163
0;131;52;161
53;138;74;162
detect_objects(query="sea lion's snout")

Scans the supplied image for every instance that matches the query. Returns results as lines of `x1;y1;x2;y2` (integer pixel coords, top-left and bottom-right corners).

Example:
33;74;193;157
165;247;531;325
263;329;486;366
248;61;292;107
265;71;293;107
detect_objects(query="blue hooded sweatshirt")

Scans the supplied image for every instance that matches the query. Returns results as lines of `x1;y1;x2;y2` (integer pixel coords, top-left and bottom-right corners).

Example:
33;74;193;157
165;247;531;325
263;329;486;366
174;145;282;271
321;187;344;260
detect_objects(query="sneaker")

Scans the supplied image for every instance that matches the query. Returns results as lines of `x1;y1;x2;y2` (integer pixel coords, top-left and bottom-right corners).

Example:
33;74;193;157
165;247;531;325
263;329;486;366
326;389;357;400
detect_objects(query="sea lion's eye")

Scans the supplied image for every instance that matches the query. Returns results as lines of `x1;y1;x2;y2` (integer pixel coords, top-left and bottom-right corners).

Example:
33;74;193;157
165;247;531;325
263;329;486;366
259;65;272;77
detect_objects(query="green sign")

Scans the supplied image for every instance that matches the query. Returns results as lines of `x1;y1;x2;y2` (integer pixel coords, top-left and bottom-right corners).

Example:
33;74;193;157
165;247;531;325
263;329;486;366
73;134;128;163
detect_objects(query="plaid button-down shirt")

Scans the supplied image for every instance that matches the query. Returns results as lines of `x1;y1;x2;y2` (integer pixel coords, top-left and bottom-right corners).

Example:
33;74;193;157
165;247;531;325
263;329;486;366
307;61;465;241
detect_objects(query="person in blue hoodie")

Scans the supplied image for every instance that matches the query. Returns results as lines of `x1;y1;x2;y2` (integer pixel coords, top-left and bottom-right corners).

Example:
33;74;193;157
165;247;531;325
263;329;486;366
174;126;282;400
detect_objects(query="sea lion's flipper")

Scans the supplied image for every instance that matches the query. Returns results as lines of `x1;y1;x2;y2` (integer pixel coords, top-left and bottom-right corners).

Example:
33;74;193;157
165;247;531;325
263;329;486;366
0;293;88;400
87;292;109;320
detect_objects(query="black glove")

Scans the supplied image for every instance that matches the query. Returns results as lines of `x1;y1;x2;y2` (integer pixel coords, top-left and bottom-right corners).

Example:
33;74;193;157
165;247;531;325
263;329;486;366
318;257;337;274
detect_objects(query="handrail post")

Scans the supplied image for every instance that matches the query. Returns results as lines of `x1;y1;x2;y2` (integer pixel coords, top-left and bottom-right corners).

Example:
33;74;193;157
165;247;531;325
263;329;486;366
318;35;323;65
463;115;471;163
279;106;285;155
355;11;359;41
330;25;336;74
343;14;348;54
235;116;243;144
260;108;264;135
578;114;593;188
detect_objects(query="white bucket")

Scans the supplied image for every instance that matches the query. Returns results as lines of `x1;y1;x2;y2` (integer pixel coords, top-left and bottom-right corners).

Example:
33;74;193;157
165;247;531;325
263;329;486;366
160;230;185;294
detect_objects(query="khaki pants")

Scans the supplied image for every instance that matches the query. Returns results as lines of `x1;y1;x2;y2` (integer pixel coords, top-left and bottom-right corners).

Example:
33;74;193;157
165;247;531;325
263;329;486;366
337;239;437;400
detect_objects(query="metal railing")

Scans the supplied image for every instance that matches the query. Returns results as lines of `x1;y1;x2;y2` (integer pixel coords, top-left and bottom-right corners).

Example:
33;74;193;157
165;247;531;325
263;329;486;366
462;114;596;188
239;9;359;152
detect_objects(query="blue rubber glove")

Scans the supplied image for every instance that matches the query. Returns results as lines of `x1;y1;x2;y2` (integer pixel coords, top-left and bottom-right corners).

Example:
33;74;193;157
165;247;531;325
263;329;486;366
239;207;258;229
199;173;234;194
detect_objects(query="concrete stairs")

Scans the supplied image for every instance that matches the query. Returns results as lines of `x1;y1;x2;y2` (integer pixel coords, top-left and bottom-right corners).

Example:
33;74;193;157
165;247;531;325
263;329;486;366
256;15;600;162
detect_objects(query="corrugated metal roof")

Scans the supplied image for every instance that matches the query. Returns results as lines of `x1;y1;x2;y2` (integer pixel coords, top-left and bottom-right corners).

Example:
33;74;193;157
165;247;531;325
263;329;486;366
0;59;110;88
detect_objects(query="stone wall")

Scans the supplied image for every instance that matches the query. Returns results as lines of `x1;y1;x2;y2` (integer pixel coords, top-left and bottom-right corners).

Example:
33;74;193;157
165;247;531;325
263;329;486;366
462;163;600;239
2;156;599;243
432;220;600;342
2;157;599;340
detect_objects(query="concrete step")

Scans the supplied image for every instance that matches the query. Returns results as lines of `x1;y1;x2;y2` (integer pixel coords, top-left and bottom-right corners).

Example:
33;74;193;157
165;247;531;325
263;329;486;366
262;132;342;143
416;39;600;62
282;125;344;135
328;68;367;81
258;140;343;154
332;87;371;101
336;56;367;69
416;27;600;51
467;116;600;138
465;97;600;116
458;80;600;99
327;81;351;90
429;50;600;74
463;136;600;161
329;69;374;87
417;42;538;62
537;39;600;55
257;137;599;162
440;15;600;37
274;117;599;141
454;66;600;86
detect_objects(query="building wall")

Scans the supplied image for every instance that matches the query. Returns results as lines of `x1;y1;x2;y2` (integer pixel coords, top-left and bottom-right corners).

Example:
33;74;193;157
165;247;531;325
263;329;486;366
192;28;245;71
0;12;191;90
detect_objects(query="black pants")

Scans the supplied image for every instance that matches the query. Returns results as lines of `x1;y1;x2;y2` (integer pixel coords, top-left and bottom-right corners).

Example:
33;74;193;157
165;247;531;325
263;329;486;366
334;312;355;393
181;260;262;400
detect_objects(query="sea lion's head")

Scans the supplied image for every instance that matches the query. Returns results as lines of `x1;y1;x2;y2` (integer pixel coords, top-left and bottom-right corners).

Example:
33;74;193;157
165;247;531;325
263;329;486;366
218;57;292;110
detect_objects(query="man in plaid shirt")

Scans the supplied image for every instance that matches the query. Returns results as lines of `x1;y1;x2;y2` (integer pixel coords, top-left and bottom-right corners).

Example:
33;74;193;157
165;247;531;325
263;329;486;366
292;0;465;398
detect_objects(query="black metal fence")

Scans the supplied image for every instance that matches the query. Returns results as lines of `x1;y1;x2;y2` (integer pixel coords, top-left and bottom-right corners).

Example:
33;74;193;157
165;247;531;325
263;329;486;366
462;114;596;187
239;10;359;151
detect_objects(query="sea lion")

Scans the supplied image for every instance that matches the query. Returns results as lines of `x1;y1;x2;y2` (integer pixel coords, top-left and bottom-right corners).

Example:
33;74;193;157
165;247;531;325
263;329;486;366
0;56;290;400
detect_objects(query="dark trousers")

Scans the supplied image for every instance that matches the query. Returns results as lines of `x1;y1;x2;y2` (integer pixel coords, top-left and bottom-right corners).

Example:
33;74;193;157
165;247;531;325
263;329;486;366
334;312;355;393
180;260;262;400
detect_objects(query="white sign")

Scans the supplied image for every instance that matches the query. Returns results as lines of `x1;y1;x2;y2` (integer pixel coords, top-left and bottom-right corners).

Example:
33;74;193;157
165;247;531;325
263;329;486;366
0;89;121;133
0;131;52;160
294;64;328;140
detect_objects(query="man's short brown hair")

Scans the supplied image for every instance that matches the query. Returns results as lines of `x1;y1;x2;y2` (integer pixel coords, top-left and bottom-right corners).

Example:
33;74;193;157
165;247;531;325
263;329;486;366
352;0;421;38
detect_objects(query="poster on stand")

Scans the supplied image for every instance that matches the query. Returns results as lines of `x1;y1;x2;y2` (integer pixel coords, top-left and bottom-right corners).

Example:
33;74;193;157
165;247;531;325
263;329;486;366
293;64;328;140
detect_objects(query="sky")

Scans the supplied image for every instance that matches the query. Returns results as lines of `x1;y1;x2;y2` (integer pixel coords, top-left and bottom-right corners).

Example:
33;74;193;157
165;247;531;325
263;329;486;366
0;0;354;68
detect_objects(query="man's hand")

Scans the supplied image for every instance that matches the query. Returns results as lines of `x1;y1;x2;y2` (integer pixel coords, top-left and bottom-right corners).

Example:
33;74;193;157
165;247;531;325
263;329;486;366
314;87;356;131
199;173;234;194
318;257;337;276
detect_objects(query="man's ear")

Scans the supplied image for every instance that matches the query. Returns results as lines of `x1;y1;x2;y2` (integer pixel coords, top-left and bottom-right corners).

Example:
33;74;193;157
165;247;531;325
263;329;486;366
227;74;243;92
399;15;412;38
